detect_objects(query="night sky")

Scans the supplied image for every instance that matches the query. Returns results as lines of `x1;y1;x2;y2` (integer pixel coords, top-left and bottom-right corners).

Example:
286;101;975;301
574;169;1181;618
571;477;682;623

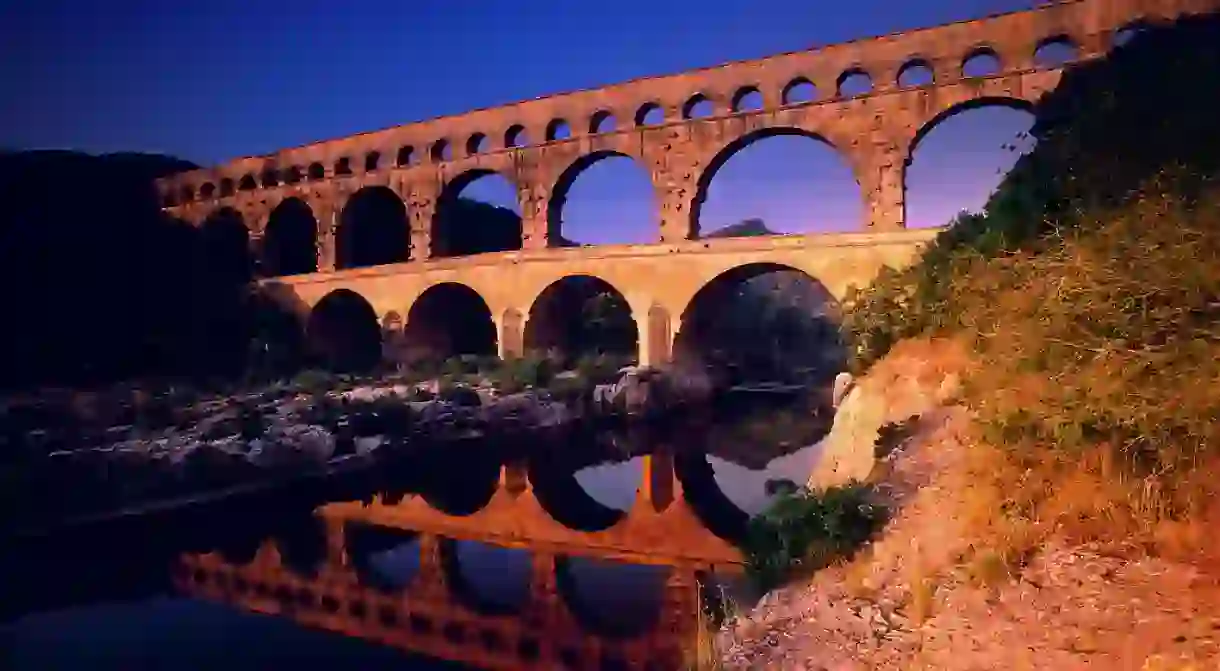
0;0;1039;242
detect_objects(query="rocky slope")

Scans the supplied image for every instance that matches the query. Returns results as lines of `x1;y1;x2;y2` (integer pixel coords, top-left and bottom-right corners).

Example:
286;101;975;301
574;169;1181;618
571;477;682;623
718;339;1220;670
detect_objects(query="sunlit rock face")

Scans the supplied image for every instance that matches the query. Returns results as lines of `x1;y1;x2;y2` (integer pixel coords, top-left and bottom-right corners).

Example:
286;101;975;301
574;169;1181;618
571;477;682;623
809;340;964;490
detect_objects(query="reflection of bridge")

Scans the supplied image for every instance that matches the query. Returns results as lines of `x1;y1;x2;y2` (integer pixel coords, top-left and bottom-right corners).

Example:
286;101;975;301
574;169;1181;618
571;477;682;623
152;0;1212;367
178;452;732;670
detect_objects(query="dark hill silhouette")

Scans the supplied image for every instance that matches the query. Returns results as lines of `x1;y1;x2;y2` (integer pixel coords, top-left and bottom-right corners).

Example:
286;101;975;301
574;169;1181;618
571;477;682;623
703;217;778;238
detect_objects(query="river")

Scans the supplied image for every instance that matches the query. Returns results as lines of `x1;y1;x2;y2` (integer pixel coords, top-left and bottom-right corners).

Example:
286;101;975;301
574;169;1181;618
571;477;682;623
2;428;824;670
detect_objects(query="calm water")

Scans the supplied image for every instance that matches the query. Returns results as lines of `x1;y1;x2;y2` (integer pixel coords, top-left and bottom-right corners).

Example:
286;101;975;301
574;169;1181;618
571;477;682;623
2;439;823;669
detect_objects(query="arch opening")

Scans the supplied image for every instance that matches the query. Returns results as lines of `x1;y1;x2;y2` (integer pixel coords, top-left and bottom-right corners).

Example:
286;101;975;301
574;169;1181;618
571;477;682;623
1034;35;1080;68
590;110;616;134
307;163;325;180
635;102;664;126
962;47;1001;77
547;151;657;246
306;289;383;371
555;556;667;638
432;170;522;258
263;197;318;277
782;78;817;105
692;128;861;238
396;146;415;167
732;87;764;113
399;282;497;368
245;287;308;379
238;174;257;191
683;94;715;119
524;275;638;367
467;133;489;155
443;540;531;615
505;125;528;148
283;166;303;184
674;263;844;386
836;69;873;97
897;59;934;87
345;523;420;592
200;207;253;285
336;186;409;269
905;98;1036;229
431;139;452;162
364;151;381;172
546;119;572;142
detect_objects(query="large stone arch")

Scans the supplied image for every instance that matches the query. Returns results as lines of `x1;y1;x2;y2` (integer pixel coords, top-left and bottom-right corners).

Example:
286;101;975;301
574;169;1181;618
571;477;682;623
432;168;522;258
523;274;639;365
200;206;253;284
673;261;845;383
689;126;860;239
400;281;498;366
305;288;383;371
905;94;1040;164
263;197;319;277
336;186;410;269
546;150;659;244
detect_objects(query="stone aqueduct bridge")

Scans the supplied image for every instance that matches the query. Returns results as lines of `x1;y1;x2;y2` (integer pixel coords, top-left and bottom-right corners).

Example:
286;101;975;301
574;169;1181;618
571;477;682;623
156;0;1216;366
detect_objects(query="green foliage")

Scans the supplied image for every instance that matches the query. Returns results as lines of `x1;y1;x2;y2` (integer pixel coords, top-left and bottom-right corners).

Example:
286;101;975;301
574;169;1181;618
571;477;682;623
744;483;885;592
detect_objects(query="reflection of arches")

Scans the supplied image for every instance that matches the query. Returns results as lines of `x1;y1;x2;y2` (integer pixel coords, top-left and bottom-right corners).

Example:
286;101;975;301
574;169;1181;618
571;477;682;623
524;275;638;363
345;523;420;592
674;450;750;544
263;197;318;276
401;282;497;365
271;513;327;578
441;540;530;615
528;456;625;532
306;289;383;371
337;186;409;269
691;128;857;238
432;169;522;258
416;450;502;516
547;151;657;244
200;207;252;283
554;556;665;638
674;263;843;383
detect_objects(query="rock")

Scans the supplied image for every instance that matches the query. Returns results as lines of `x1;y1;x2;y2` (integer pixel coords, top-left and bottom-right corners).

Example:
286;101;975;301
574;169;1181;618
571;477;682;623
832;371;855;408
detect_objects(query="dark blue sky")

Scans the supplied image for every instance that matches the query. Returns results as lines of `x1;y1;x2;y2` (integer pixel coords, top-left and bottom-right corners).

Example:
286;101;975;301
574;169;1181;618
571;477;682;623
0;0;1038;242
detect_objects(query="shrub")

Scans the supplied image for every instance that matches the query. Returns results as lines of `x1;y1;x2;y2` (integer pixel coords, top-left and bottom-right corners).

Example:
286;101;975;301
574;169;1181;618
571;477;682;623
743;483;885;591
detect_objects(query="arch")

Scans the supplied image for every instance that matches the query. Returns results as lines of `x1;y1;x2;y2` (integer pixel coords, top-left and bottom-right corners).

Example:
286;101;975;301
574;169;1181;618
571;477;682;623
306;289;382;371
691;127;858;238
219;178;235;197
401;282;497;366
396;145;415;167
283;166;304;184
682;93;714;119
635;102;663;126
336;186;410;269
364;151;381;172
836;67;873;97
673;263;844;383
962;45;1002;77
1034;34;1080;67
546;151;658;245
259;169;279;188
199;207;252;284
554;556;666;638
432;169;522;258
524;275;638;365
546;118;571;141
441;539;530;615
466;132;488;155
504;124;528;148
334;157;352;176
781;77;817;105
905;97;1036;229
262;197;319;276
247;285;309;376
731;86;763;113
589;110;616;134
430;139;451;162
179;185;195;203
307;162;326;180
162;191;178;208
238;174;257;191
200;182;216;199
897;57;935;87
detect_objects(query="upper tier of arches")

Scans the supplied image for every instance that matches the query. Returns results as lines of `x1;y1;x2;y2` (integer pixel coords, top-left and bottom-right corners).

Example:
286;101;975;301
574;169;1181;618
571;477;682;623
157;0;1190;207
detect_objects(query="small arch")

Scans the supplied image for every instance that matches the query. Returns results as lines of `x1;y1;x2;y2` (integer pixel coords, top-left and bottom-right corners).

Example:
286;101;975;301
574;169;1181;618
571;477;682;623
364;151;381;172
781;78;817;105
731;86;764;113
635;102;664;126
307;162;326;180
836;68;873;97
306;289;383;371
431;139;452;162
1034;34;1080;68
283;166;304;184
200;182;216;199
589;110;616;134
682;93;714;119
219;178;235;197
1113;22;1149;49
524;275;638;364
238;174;257;191
962;46;1002;77
337;186;410;269
396;145;415;167
334;157;353;176
546;118;571;141
259;169;279;188
504;124;528;148
179;185;195;203
400;282;497;365
263;197;319;276
432;169;522;258
466;132;489;155
673;263;843;381
897;58;935;88
162;191;178;208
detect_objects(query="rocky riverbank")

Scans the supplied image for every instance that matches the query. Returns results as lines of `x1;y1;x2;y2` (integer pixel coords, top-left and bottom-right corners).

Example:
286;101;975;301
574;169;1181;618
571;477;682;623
717;339;1220;670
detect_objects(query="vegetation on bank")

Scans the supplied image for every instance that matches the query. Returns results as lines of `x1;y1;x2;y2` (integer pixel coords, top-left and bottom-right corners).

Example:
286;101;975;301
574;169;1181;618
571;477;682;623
739;14;1220;593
